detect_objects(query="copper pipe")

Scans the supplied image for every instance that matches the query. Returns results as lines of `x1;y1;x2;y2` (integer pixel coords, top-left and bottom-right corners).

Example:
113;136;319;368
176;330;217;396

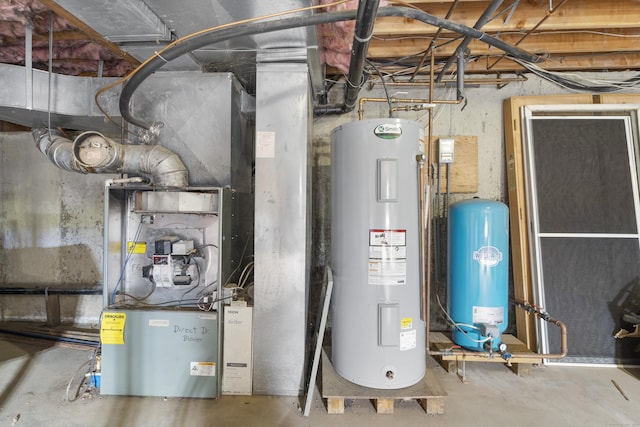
358;96;462;120
487;0;569;70
428;303;568;360
424;50;435;357
417;154;427;325
373;76;529;87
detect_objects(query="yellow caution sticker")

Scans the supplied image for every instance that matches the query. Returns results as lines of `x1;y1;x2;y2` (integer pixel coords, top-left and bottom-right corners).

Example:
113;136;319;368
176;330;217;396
127;241;147;254
401;317;413;330
101;312;126;345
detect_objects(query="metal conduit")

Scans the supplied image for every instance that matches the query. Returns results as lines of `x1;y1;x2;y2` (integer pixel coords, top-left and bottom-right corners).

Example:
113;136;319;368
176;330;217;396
117;6;544;128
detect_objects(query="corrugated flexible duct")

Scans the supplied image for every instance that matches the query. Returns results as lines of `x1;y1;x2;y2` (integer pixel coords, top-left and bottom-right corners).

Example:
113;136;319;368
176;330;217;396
33;128;189;187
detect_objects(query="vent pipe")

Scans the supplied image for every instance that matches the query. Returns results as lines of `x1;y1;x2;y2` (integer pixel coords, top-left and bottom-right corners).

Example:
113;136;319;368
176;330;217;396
33;129;188;187
342;0;381;113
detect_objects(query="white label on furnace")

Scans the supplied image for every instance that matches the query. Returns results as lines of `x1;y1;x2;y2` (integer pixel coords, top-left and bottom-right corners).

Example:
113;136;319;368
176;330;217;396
190;362;216;377
256;131;275;158
400;329;417;351
148;319;169;327
472;306;504;324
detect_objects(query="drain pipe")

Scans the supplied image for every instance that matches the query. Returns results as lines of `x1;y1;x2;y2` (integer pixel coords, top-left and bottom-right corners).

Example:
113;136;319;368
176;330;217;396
314;0;381;115
342;0;381;113
33;129;188;187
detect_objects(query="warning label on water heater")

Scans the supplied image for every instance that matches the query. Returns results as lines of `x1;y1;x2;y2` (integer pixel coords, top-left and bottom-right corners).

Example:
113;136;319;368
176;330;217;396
368;229;407;286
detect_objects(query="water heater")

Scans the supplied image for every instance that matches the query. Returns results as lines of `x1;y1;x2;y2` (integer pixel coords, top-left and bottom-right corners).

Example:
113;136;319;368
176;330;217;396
447;199;509;352
331;119;426;389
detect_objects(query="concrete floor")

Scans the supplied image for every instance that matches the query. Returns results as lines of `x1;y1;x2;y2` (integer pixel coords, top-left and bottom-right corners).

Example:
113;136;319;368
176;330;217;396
1;336;640;427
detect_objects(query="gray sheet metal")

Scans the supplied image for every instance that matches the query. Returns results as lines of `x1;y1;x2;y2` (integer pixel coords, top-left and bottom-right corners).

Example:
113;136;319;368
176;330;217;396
54;0;171;42
100;308;220;398
253;59;311;396
130;72;253;189
0;64;121;132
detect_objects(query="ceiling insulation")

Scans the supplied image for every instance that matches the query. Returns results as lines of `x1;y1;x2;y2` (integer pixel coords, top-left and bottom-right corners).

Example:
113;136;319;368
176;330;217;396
0;0;135;76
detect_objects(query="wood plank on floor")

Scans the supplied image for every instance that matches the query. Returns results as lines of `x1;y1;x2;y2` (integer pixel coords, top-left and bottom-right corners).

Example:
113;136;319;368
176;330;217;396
321;347;446;415
429;331;542;376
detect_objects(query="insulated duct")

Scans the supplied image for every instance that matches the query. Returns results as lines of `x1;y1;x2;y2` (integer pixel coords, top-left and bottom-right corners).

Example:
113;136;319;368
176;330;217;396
33;129;188;187
117;6;544;129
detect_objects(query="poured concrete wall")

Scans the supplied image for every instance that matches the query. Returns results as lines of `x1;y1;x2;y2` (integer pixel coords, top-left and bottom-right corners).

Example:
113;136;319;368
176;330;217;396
0;132;108;323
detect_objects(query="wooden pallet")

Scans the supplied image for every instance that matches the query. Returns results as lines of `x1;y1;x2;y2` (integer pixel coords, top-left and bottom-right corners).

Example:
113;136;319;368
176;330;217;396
321;348;446;415
430;332;543;377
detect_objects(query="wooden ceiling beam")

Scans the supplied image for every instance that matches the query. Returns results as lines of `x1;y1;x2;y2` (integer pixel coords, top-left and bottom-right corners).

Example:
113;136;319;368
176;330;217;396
366;53;640;76
374;0;640;35
369;29;640;58
39;0;140;67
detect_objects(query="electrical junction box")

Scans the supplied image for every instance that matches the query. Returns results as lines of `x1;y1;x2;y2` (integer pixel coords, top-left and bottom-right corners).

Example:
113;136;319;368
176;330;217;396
438;138;455;164
222;302;253;395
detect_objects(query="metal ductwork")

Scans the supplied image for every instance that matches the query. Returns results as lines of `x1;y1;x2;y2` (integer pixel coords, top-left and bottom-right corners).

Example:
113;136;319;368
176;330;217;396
33;129;189;187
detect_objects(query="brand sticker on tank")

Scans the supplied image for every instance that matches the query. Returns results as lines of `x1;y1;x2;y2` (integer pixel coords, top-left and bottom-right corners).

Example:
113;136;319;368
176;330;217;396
373;123;402;139
472;246;503;267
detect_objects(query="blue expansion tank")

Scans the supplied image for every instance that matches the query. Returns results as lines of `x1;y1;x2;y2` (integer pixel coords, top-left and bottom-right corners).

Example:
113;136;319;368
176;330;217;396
447;198;509;352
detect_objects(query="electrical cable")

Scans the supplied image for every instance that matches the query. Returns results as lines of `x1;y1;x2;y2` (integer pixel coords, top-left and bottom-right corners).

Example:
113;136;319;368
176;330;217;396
113;6;542;130
237;261;254;289
110;220;144;304
65;359;93;402
47;11;53;140
365;59;393;118
513;58;640;93
435;293;491;343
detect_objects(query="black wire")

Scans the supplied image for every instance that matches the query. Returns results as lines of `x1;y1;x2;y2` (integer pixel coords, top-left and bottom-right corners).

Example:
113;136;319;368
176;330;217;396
366;59;392;118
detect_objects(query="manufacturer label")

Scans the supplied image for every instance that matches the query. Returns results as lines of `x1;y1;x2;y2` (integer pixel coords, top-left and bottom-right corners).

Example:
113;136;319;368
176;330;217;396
368;229;407;285
473;246;503;267
400;329;417;351
190;362;216;377
472;306;504;324
374;123;402;139
148;319;169;327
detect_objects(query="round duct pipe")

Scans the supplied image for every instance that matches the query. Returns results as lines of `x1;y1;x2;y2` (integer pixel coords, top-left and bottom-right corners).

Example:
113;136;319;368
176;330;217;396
73;131;120;170
33;128;189;187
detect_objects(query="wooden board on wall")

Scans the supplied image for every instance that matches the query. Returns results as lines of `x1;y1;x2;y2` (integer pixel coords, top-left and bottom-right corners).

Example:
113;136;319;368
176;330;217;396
429;136;478;193
503;94;640;352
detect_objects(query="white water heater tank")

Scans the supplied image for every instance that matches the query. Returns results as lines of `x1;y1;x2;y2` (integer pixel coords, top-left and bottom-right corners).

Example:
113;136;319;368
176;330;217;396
331;118;426;389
